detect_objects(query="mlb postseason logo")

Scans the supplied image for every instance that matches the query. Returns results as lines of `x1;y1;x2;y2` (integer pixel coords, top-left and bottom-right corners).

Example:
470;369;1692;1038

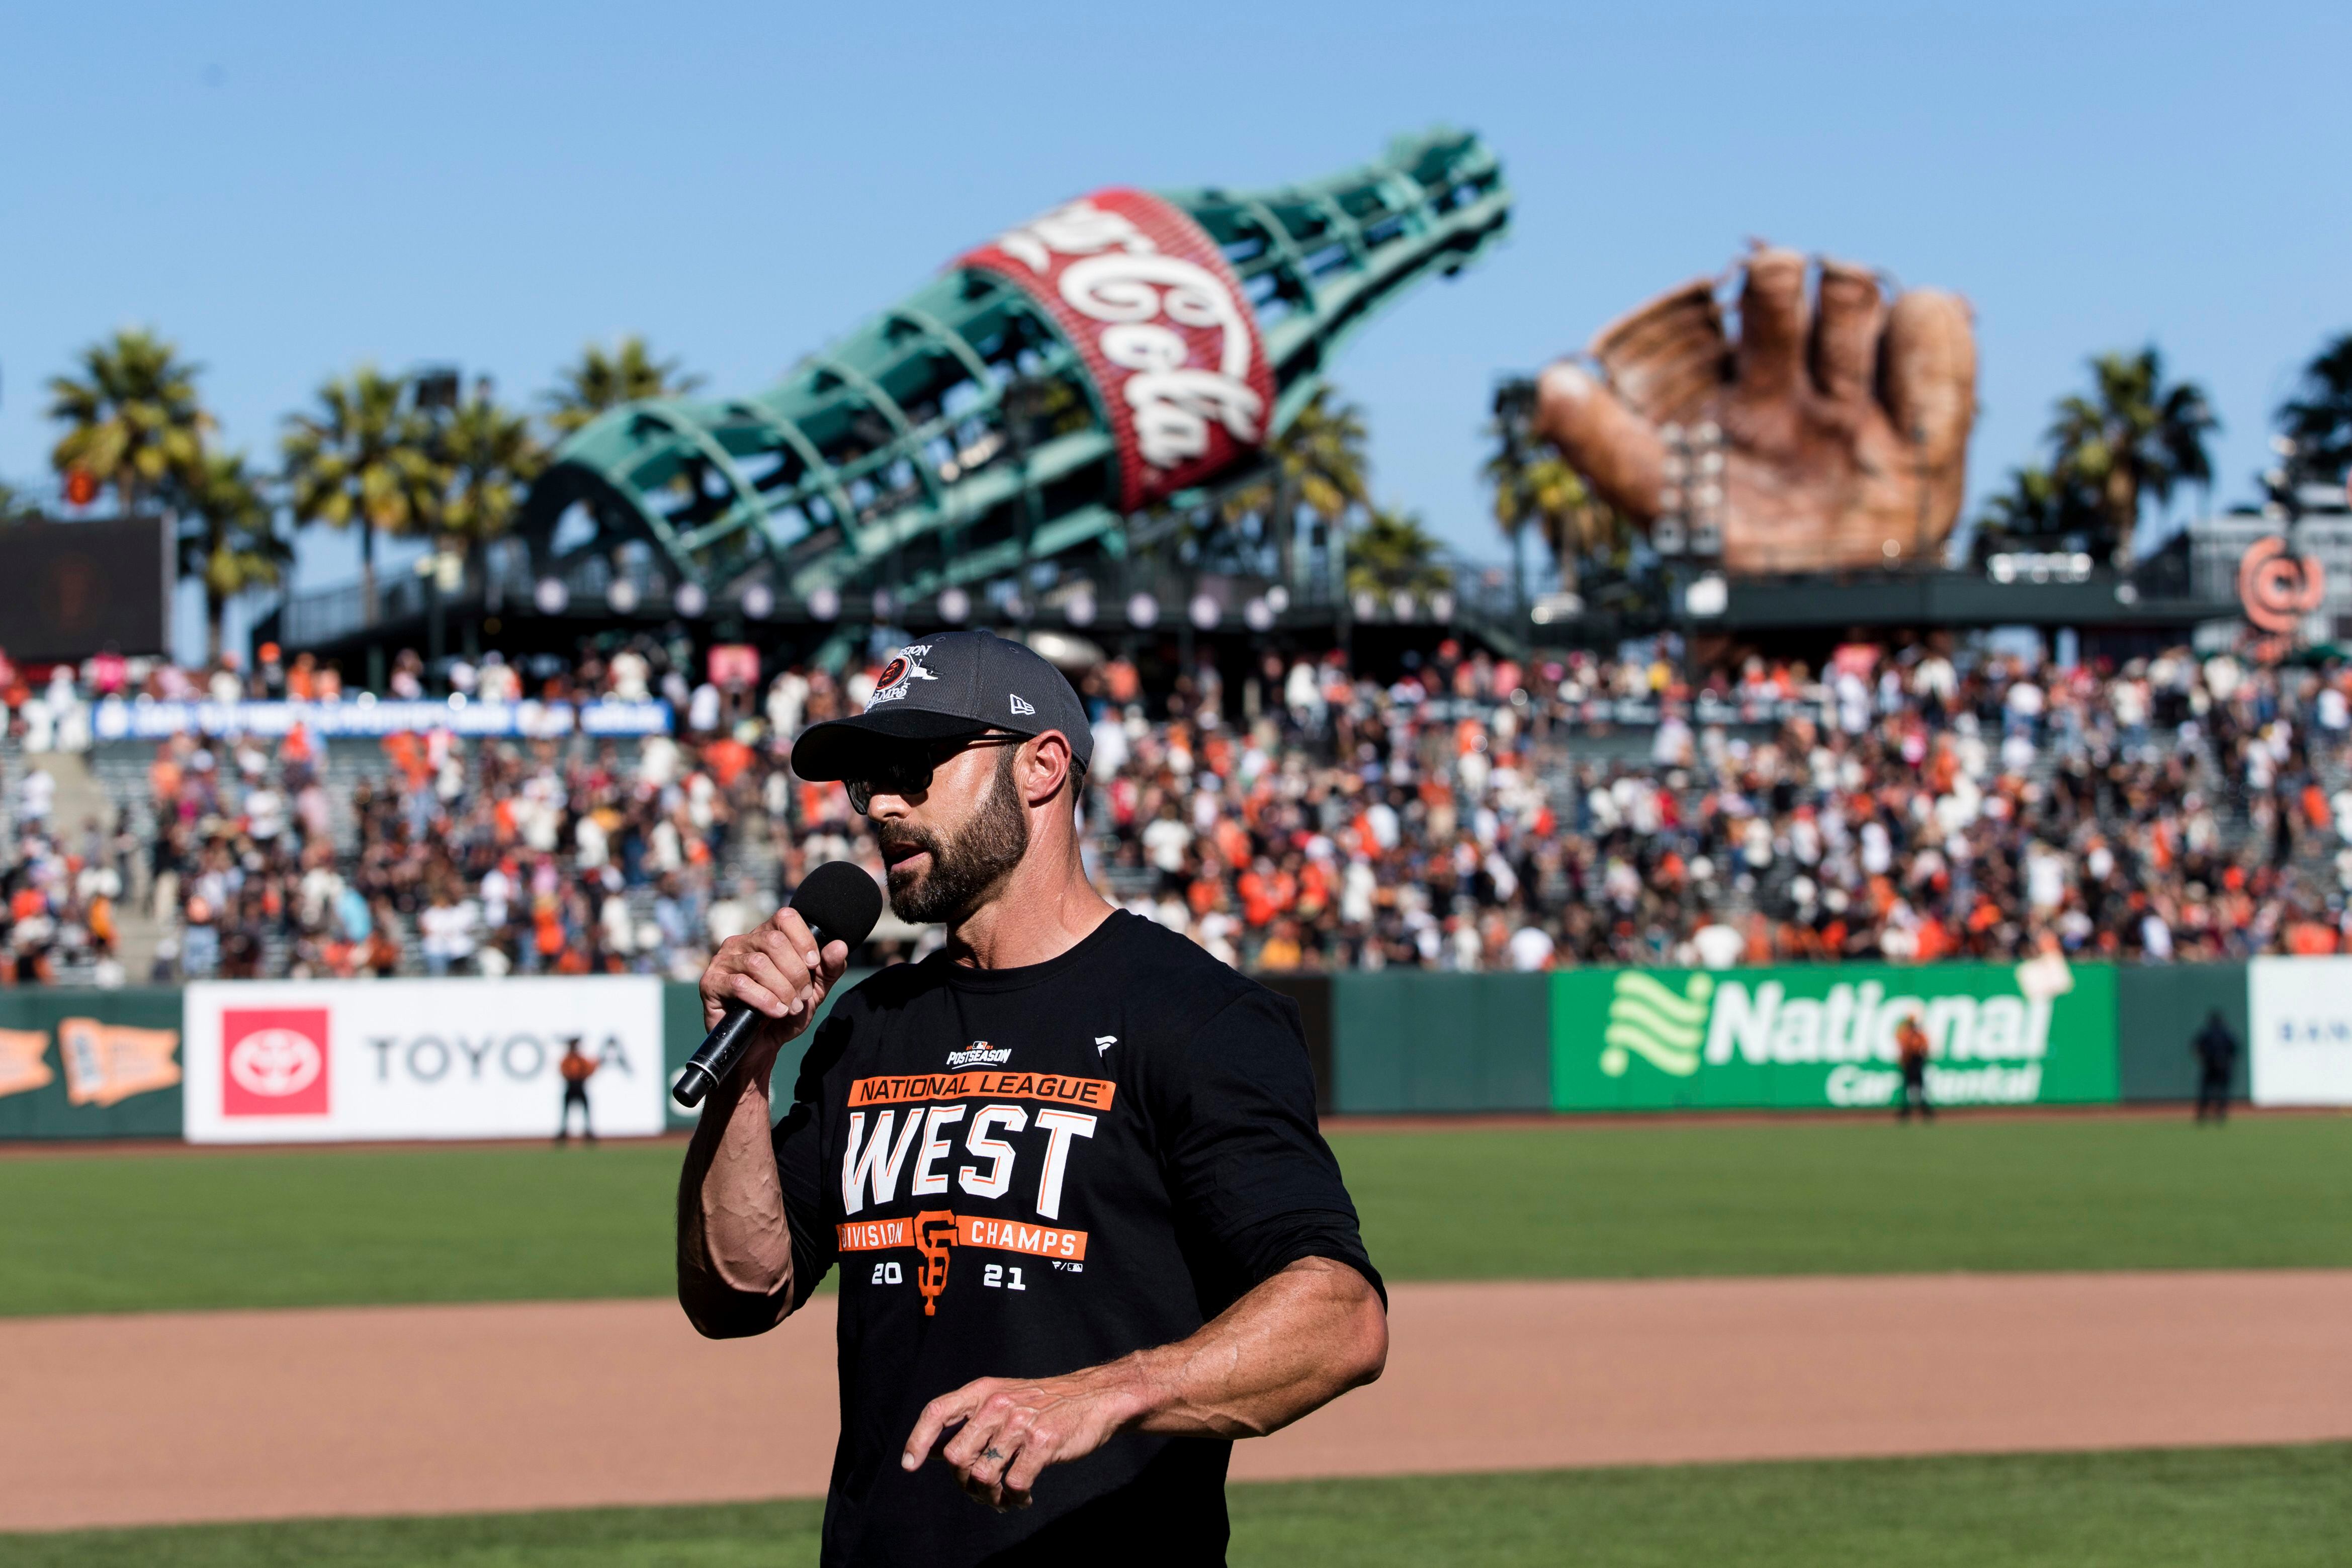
946;1040;1012;1069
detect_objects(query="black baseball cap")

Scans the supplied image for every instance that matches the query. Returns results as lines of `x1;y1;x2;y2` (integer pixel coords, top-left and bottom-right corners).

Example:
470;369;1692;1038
791;629;1095;781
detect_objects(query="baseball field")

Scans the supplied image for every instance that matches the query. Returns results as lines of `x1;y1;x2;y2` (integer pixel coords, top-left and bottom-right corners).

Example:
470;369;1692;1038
6;1115;2350;1563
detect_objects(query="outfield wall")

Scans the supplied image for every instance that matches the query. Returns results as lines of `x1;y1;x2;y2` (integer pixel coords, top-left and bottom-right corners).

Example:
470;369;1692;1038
1331;972;1549;1113
1548;961;2118;1113
0;989;184;1140
181;977;667;1144
2247;955;2352;1105
3;959;2343;1140
2115;963;2250;1103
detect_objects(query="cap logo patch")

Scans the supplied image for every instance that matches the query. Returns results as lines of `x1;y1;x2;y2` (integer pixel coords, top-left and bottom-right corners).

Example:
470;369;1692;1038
867;653;938;710
1009;692;1036;717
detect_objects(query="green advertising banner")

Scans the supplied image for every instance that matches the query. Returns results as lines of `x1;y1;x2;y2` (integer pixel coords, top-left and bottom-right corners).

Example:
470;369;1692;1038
1551;960;2119;1111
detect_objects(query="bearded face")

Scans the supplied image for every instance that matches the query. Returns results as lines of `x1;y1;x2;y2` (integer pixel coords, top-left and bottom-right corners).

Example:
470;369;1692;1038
876;745;1031;924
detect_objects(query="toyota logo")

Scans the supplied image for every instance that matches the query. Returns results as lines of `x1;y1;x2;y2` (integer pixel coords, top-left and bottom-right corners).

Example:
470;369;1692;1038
227;1027;324;1098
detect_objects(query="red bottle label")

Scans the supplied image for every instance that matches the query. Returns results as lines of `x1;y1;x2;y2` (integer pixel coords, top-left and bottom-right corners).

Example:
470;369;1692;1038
956;189;1274;512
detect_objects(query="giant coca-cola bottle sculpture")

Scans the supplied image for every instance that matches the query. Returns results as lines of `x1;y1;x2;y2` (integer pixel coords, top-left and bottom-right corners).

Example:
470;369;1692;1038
522;129;1509;610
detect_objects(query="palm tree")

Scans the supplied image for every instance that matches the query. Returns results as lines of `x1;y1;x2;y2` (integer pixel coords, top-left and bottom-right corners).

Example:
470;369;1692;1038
2277;330;2352;479
1484;379;1623;597
46;328;213;514
434;386;547;581
281;368;443;621
1345;505;1453;598
542;336;704;438
0;479;41;524
1222;385;1370;586
180;452;291;661
1969;464;2107;562
2047;347;2216;563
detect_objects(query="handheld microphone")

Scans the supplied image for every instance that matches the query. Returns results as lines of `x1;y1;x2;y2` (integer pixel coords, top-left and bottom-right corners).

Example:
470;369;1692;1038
672;860;884;1109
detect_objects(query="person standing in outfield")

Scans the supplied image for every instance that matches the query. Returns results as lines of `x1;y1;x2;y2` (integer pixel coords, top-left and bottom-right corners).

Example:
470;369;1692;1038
679;630;1386;1566
1895;1011;1934;1122
556;1036;597;1144
2192;1009;2240;1124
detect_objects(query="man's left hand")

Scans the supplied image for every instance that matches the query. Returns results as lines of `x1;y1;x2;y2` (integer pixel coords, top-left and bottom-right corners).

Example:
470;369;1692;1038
901;1362;1145;1511
899;1258;1386;1511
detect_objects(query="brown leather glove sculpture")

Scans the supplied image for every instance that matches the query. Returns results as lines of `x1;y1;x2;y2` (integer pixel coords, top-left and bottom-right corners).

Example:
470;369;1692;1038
1535;244;1976;573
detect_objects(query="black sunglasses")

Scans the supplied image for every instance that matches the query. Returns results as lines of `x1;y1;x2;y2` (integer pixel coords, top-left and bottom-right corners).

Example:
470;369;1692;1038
844;733;1022;813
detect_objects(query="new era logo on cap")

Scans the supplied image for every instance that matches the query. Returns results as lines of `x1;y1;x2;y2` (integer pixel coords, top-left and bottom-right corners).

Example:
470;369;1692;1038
1010;693;1036;717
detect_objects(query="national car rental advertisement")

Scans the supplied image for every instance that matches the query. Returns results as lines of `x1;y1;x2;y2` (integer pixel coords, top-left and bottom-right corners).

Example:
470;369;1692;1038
181;978;665;1143
1550;956;2118;1112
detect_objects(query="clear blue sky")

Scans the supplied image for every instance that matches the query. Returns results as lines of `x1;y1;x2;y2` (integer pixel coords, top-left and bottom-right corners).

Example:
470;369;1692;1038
5;1;2347;632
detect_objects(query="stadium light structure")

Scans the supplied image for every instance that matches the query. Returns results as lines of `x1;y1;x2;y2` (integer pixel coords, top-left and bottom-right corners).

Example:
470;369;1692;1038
520;129;1511;609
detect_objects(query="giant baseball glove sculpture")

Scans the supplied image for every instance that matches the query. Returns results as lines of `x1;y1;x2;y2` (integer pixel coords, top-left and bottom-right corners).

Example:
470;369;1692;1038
1536;244;1976;573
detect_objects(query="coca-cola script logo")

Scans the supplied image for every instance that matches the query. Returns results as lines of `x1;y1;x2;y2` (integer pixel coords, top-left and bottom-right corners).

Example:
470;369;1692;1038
221;1007;330;1116
957;189;1274;511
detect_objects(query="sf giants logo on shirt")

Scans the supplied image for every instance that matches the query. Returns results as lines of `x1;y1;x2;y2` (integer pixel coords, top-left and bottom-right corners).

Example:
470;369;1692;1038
913;1210;956;1317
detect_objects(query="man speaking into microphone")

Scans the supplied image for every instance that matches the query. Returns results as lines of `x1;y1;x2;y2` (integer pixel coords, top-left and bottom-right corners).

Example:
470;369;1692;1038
677;629;1385;1565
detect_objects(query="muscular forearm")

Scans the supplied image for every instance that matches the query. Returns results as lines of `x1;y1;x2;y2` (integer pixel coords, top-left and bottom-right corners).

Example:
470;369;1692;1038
905;1255;1387;1509
676;913;846;1340
1116;1256;1388;1438
675;1071;796;1338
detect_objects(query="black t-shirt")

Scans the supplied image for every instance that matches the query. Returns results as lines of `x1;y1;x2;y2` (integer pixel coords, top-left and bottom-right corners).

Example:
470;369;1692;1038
769;911;1380;1567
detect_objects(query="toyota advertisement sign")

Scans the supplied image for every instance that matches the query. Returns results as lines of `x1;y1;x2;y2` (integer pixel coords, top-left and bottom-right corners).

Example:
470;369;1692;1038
183;978;665;1143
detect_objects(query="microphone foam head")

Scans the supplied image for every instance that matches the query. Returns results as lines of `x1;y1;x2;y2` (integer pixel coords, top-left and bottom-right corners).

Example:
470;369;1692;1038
791;860;885;949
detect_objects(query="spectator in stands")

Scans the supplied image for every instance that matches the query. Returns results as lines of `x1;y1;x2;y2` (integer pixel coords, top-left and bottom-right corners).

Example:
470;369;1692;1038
417;886;481;976
15;631;2352;984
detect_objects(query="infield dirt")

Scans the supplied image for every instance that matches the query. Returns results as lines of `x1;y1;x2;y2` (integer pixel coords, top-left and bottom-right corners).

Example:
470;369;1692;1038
6;1271;2350;1532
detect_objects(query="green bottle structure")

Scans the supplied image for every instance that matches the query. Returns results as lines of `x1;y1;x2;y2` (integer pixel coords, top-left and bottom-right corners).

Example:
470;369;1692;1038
520;129;1510;614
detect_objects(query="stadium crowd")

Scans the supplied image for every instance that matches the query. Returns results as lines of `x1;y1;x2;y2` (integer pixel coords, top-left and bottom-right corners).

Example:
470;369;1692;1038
7;631;2352;984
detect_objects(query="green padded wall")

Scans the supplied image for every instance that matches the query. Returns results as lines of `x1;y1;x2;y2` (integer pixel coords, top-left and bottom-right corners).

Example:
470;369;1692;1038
2115;963;2250;1103
1331;972;1550;1113
0;988;185;1140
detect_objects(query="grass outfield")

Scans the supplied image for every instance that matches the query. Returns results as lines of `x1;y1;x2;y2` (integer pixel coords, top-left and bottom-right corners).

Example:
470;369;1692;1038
1341;1117;2352;1281
4;1118;2349;1316
7;1446;2347;1566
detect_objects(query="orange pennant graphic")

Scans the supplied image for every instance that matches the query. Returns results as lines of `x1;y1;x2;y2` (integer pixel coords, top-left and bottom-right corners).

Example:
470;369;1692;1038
58;1019;181;1107
0;1028;53;1100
